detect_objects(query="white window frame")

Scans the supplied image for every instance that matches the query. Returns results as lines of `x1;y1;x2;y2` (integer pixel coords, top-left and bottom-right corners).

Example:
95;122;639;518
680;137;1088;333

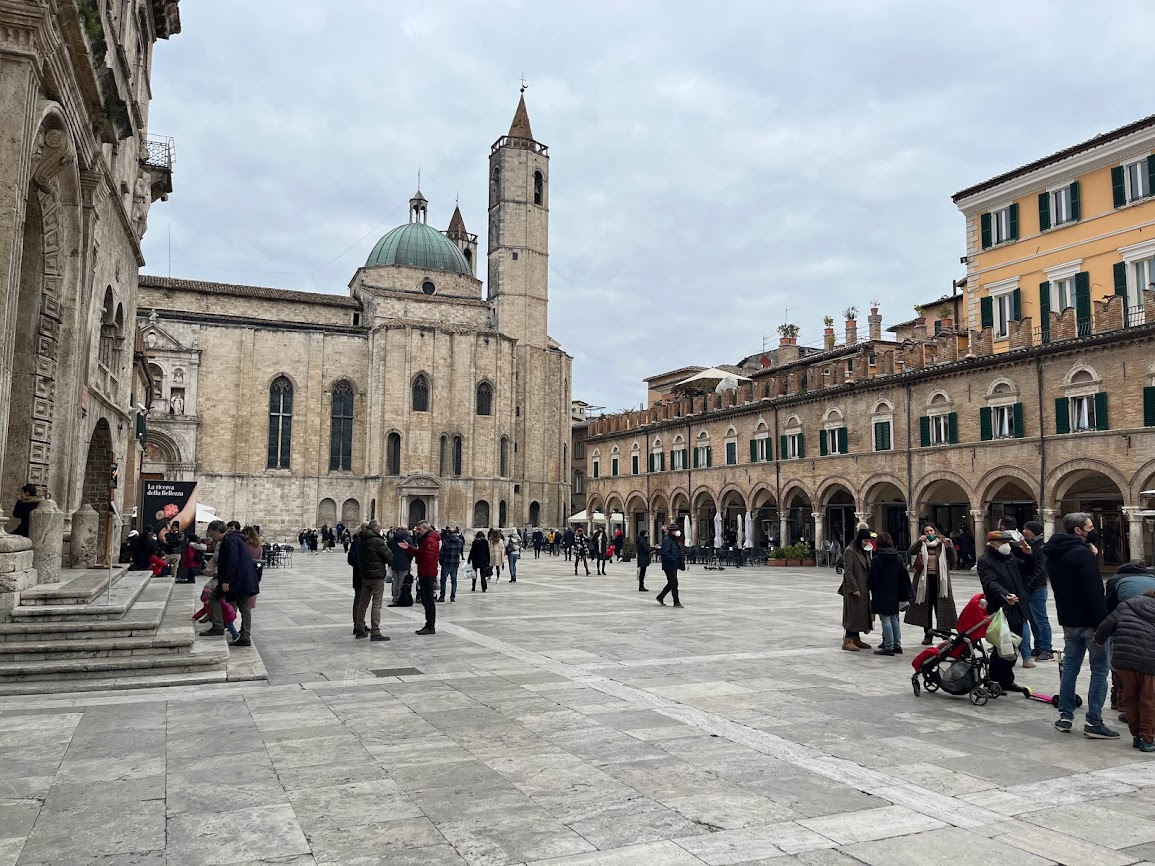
986;278;1018;340
992;404;1015;439
873;419;892;452
1120;239;1155;324
822;427;842;455
930;414;951;446
695;443;709;467
753;435;770;462
671;449;687;471
1044;260;1082;312
991;205;1013;245
1048;183;1073;226
1125;158;1150;203
785;431;802;460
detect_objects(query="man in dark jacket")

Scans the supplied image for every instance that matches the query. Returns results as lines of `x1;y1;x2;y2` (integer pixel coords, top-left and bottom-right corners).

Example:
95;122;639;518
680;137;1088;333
129;525;161;570
1044;512;1118;739
1095;589;1155;752
636;530;652;592
206;520;259;647
406;521;440;636
387;526;414;607
347;524;363;635
355;521;393;641
656;523;685;608
563;527;575;560
437;527;464;603
532;529;543;559
977;530;1034;693
1022;520;1054;662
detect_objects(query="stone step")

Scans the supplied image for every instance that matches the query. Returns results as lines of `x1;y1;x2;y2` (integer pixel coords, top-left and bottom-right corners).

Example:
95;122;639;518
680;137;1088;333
7;570;154;621
0;631;193;662
0;668;230;696
18;565;131;606
0;637;228;683
0;579;173;640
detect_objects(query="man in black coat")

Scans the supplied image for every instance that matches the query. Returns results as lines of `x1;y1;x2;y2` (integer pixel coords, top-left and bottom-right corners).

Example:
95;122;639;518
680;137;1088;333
1044;512;1118;740
387;526;414;607
205;520;259;647
356;521;393;640
635;531;652;592
437;527;464;603
347;525;363;635
977;530;1034;693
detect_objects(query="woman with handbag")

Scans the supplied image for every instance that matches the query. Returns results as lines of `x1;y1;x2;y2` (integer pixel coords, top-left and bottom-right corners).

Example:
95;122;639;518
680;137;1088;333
469;531;491;592
905;523;959;645
488;529;506;582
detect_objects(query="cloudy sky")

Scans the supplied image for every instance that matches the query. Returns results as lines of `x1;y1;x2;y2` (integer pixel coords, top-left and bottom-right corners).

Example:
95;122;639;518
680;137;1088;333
141;0;1155;411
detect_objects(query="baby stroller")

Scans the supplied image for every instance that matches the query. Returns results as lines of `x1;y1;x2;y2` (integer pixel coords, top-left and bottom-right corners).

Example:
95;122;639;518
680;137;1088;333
911;593;1003;706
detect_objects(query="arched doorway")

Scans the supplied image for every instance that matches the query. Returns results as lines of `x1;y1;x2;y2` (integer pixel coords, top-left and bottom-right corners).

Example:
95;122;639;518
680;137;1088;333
498;499;507;527
919;479;971;539
81;420;113;558
863;479;908;551
783;488;813;545
1055;469;1129;567
529;500;540;527
473;499;490;528
822;485;856;551
341;498;360;525
408;498;427;527
650;494;669;539
317;498;337;527
692;489;716;548
986;478;1037;532
751;488;778;548
719;489;746;546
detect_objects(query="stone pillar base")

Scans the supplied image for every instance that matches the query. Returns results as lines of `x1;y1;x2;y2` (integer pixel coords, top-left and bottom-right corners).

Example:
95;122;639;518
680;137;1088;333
0;534;36;614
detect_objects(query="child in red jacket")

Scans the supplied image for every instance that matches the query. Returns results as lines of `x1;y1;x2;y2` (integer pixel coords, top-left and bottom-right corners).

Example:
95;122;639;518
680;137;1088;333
192;579;238;639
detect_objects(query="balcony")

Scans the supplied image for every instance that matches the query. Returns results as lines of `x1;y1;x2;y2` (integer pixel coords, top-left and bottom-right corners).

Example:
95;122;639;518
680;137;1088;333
142;135;174;198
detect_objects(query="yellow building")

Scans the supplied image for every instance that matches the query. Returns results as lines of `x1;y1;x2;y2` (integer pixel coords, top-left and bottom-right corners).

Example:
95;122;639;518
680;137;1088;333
955;114;1155;358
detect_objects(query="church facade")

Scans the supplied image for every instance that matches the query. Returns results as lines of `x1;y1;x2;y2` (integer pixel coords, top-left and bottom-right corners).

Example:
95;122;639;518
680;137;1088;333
137;98;573;536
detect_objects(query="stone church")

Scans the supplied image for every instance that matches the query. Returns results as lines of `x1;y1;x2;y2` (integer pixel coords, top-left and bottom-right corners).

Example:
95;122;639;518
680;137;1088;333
137;96;573;536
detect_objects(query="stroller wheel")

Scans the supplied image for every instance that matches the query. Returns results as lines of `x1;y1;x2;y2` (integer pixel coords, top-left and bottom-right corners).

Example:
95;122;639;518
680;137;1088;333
911;677;921;697
924;678;940;693
988;683;1003;698
1051;694;1059;708
970;688;989;706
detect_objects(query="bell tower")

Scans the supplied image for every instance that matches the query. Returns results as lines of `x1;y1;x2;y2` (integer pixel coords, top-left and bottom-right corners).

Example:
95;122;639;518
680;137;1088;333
487;92;549;350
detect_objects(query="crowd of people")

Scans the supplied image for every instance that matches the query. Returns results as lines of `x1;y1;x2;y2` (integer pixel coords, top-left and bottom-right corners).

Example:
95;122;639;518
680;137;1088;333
839;511;1155;750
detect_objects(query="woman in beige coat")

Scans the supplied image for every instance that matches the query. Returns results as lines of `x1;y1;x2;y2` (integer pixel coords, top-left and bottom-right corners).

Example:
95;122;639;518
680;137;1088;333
488;529;506;581
904;522;959;644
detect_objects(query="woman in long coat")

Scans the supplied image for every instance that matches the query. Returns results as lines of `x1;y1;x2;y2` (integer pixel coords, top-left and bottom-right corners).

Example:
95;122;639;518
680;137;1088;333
468;531;490;592
840;527;874;651
488;529;506;581
904;522;959;644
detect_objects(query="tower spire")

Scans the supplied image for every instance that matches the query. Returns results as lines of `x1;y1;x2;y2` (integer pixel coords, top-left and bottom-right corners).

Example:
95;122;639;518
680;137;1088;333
507;93;533;141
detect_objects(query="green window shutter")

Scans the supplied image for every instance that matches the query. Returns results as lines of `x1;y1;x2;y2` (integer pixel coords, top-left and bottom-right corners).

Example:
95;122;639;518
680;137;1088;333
692;447;699;469
1070;181;1081;221
1011;287;1022;321
779;435;787;459
980;296;994;329
749;439;757;463
1074;271;1092;334
660;452;665;471
648;453;653;472
1013;402;1025;438
1095;392;1109;431
1112;166;1126;208
1038;191;1051;232
797;433;805;459
1008;203;1020;240
1144;386;1155;427
837;426;848;454
1114;261;1127;296
980;212;992;249
979;406;992;441
882;421;891;451
706;446;712;468
873;422;881;452
632;455;639;475
1055;397;1070;435
919;416;931;447
611;459;618;477
1039;281;1051;343
819;431;828;457
1147;155;1155;199
947;412;959;444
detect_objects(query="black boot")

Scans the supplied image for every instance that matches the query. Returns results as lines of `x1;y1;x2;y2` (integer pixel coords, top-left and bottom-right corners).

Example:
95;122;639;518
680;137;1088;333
472;579;477;592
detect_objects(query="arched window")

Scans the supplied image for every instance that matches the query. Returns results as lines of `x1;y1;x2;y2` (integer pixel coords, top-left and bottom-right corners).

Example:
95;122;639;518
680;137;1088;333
412;374;430;412
438;435;448;476
474;500;490;527
453;435;463;476
329;380;354;471
267;376;293;469
386;431;401;476
573;470;584;494
476;382;493;416
499;500;508;527
500;436;510;477
529;501;541;525
463;248;472;269
533;171;544;206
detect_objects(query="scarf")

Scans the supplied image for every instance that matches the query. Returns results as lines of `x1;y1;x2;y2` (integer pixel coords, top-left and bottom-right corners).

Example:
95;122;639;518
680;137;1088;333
913;541;951;603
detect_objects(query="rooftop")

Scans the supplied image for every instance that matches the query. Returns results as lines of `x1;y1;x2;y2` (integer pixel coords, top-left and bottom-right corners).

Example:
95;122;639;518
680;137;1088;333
139;275;360;308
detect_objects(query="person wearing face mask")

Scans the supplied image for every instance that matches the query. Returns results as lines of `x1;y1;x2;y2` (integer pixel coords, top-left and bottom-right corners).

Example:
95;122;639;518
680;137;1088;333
906;523;959;645
839;527;875;651
656;522;685;607
977;530;1035;694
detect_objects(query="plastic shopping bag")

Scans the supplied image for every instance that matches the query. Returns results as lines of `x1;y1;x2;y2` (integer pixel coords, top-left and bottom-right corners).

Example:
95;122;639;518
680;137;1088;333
987;608;1021;658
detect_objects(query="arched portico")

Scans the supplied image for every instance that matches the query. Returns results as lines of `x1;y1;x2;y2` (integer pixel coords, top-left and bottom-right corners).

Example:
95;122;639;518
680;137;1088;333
1051;463;1130;567
914;472;974;542
862;473;909;549
818;482;857;552
781;483;814;546
750;484;779;547
691;485;717;549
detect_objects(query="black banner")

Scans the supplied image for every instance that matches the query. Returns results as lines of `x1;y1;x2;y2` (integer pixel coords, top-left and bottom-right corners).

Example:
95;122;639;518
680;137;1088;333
141;480;198;534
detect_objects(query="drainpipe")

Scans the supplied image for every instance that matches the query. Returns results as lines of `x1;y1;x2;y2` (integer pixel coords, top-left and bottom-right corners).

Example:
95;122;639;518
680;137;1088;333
774;405;782;545
905;382;914;535
1035;356;1046;519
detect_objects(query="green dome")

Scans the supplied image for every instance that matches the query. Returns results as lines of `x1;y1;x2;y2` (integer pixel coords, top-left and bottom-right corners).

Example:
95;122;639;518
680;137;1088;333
365;222;472;275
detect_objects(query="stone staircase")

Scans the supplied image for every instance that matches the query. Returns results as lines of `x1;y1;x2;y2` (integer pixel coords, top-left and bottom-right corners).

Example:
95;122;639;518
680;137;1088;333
0;567;263;695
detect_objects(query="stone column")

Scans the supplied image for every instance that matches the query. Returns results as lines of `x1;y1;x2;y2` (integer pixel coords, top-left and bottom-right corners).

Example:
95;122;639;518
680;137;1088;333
0;530;35;614
811;511;824;552
29;498;64;584
69;504;99;569
970;509;986;545
430;496;438;529
399;495;408;527
854;511;870;528
1041;508;1058;537
779;515;789;547
1123;507;1147;566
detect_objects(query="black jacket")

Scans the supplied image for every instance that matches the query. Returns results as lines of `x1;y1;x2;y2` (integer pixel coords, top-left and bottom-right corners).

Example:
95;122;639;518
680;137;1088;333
129;533;160;570
357;527;393;581
388;530;413;573
867;547;912;616
977;545;1034;625
216;531;260;599
467;537;490;570
1095;593;1155;676
636;536;652;568
1044;532;1106;628
660;535;684;571
12;497;41;536
1104;563;1155;613
1025;535;1048;591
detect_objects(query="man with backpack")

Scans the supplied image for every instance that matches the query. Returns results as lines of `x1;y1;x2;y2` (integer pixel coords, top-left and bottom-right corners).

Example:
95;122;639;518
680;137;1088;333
387;525;414;607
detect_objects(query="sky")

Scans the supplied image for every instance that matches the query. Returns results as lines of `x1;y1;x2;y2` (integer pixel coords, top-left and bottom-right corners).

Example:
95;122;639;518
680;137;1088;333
141;0;1155;411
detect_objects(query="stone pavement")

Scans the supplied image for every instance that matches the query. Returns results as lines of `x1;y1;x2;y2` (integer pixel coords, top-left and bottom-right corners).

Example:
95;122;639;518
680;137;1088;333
1;551;1153;866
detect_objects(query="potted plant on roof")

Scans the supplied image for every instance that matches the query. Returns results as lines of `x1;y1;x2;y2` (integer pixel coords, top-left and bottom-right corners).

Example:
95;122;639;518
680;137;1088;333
777;322;800;345
843;305;858;325
823;315;836;350
939;302;954;330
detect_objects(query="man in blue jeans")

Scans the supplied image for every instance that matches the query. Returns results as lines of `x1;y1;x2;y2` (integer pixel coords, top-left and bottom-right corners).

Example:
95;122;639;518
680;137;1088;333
1044;512;1118;739
1022;520;1054;662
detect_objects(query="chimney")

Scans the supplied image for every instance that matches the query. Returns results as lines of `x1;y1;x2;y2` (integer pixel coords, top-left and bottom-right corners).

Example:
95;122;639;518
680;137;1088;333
845;317;858;347
777;335;799;365
868;305;882;341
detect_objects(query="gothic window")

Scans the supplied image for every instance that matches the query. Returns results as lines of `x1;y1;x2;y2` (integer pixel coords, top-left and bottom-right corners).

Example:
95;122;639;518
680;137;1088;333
573;470;584;494
499;500;508;526
476;381;493;416
453;435;463;476
474;499;490;528
267;377;293;469
329;381;354;471
533;171;544;206
438;435;449;476
412;374;430;412
500;436;510;477
386;431;401;476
